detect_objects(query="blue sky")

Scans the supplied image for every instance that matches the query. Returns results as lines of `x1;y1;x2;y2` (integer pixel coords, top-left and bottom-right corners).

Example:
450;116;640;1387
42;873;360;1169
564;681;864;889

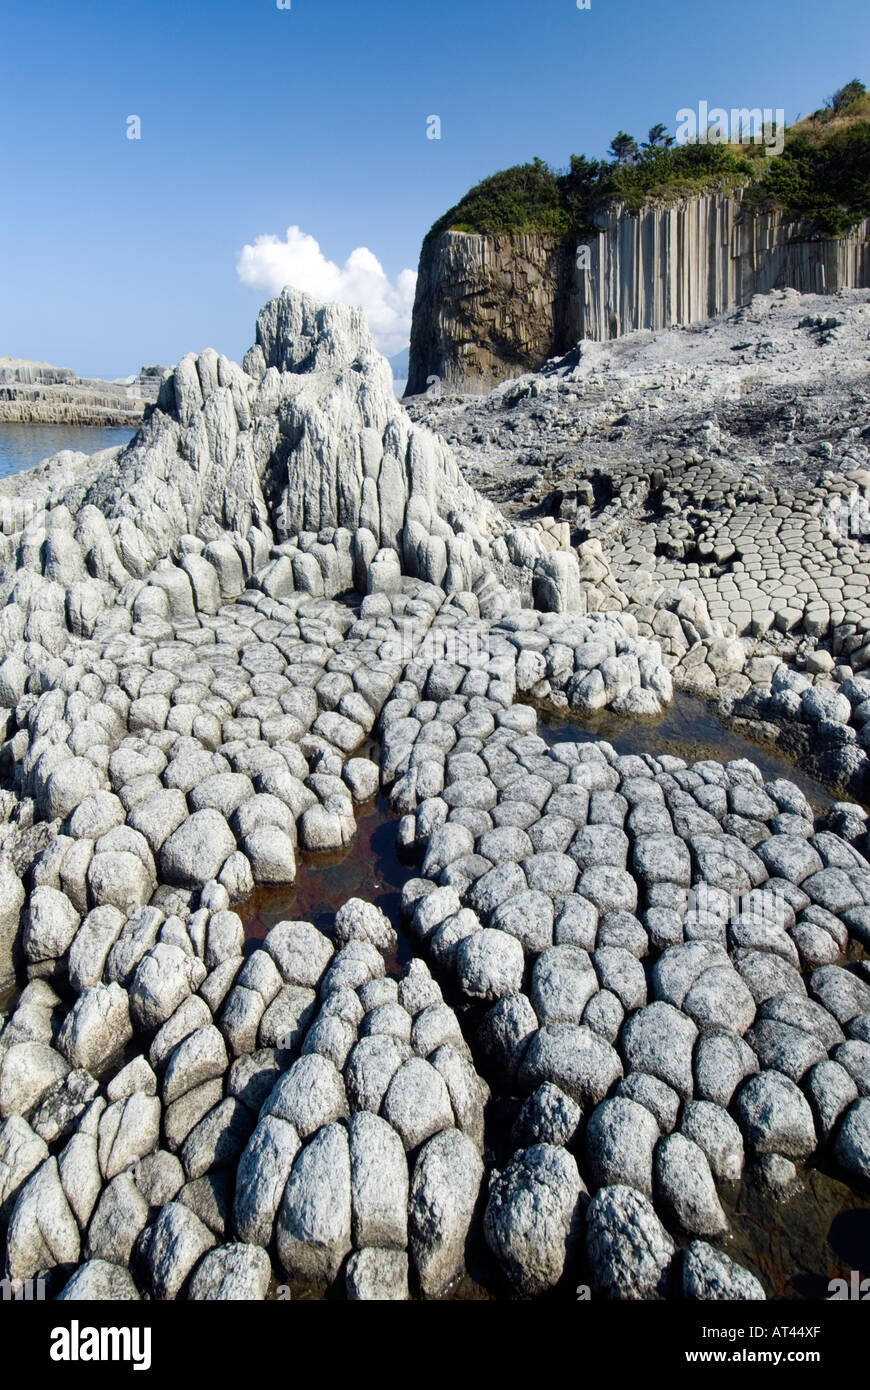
1;0;866;377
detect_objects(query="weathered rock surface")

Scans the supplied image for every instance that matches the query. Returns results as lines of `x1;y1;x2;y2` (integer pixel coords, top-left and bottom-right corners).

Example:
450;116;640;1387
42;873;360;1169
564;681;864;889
3;280;870;1307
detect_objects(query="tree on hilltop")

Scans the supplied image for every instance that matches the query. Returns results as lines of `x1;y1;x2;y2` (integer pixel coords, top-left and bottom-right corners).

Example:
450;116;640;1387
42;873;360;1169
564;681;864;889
643;123;674;152
609;132;639;164
828;79;866;114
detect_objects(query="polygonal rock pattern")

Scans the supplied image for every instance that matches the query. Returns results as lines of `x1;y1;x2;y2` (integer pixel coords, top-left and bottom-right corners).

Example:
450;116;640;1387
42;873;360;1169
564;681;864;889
2;285;870;1305
392;678;870;1297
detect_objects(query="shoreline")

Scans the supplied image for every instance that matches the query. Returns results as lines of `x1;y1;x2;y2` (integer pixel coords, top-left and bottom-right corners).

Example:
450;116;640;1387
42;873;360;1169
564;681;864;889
1;285;869;1306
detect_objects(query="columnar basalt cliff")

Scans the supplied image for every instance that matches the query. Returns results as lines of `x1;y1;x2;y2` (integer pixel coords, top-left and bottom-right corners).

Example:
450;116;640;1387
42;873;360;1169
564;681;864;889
407;196;870;393
578;196;870;341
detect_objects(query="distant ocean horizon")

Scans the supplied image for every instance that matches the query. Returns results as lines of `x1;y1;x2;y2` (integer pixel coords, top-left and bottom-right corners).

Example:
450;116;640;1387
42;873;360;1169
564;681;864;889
0;423;135;480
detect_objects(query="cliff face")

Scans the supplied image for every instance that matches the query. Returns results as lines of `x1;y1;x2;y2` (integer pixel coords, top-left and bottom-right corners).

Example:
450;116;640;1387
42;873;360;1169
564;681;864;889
0;359;166;426
406;232;579;396
578;195;870;340
407;196;870;393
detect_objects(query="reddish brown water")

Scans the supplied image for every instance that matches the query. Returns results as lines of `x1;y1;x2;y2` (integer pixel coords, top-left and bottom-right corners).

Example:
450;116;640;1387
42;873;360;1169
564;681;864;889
240;793;416;976
240;692;845;950
719;1164;870;1300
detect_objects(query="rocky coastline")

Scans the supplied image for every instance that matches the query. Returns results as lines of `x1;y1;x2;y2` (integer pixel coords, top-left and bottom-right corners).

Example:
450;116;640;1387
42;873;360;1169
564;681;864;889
407;201;870;395
0;287;868;1303
0;360;166;428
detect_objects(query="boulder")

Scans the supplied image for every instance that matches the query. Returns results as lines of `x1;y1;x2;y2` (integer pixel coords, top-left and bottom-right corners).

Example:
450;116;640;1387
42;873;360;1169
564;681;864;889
408;1128;483;1297
586;1184;674;1300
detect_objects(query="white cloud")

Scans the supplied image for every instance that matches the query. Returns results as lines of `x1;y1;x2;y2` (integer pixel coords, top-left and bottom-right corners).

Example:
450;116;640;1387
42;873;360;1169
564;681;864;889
236;226;416;358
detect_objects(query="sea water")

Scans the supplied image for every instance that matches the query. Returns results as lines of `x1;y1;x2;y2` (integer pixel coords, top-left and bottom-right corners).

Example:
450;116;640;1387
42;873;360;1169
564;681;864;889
0;423;135;480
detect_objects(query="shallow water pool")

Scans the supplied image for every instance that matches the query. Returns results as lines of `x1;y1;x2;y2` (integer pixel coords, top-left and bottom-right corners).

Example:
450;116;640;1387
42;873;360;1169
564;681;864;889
236;693;870;1300
0;423;135;478
532;690;842;814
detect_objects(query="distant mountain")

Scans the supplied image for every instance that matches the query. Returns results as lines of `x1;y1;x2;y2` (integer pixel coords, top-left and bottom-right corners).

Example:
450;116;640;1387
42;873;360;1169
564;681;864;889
389;347;409;397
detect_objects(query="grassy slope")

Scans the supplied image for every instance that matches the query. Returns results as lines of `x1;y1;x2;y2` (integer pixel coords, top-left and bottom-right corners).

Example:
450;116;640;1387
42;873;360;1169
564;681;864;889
424;89;870;248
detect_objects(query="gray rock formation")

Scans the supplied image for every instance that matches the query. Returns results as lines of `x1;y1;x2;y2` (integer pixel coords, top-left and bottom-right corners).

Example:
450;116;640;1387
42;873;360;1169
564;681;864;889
1;282;869;1307
0;358;165;426
407;200;870;393
407;232;579;395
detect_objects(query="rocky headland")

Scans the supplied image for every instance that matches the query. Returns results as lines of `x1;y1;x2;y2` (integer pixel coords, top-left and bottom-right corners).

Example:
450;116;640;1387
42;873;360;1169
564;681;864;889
0;359;166;427
0;285;868;1304
407;204;870;395
407;92;870;393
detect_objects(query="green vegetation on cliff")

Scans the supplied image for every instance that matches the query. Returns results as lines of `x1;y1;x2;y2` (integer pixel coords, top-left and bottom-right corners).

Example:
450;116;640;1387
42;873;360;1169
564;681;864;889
745;87;870;234
425;80;870;247
439;158;573;240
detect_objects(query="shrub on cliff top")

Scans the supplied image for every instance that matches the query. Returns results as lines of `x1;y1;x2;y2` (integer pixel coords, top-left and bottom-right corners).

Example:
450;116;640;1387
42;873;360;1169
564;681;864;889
828;79;867;116
425;143;753;249
426;81;868;245
744;122;870;235
427;158;572;245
